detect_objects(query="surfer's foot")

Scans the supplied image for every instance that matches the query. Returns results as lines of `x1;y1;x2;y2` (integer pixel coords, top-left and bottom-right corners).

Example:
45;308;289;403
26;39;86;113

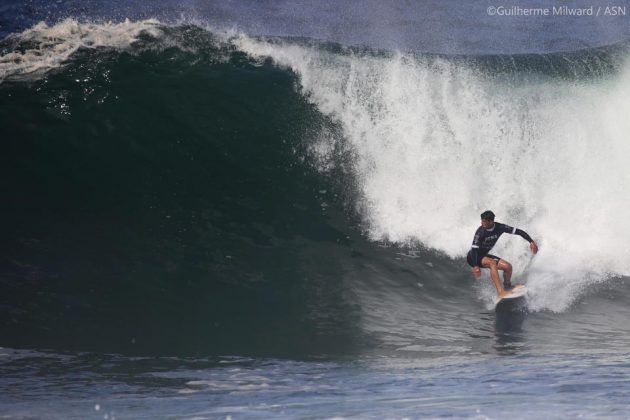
503;281;513;291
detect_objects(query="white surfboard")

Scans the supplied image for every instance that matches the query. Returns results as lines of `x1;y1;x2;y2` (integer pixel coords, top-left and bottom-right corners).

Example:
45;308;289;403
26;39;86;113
493;284;527;306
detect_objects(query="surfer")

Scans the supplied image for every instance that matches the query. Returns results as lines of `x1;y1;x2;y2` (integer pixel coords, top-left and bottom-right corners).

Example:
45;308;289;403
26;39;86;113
467;210;538;298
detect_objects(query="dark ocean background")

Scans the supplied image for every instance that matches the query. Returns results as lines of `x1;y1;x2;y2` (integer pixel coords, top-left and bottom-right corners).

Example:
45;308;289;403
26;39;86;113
2;1;630;418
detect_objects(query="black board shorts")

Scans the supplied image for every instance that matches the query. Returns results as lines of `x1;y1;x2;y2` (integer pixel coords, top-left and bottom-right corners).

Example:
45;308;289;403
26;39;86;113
466;250;501;267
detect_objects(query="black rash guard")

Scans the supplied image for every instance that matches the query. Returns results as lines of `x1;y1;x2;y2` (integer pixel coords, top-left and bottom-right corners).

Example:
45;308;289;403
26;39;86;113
468;222;533;267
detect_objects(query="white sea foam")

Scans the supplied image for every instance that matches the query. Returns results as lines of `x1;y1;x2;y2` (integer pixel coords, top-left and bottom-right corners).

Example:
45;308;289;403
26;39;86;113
0;18;162;82
233;35;630;311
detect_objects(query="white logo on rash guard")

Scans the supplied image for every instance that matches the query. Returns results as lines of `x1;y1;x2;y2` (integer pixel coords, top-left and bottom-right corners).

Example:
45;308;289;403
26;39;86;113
484;235;499;243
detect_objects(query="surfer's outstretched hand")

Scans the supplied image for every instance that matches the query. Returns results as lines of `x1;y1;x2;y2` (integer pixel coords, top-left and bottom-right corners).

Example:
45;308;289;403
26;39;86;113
472;266;481;278
530;241;539;254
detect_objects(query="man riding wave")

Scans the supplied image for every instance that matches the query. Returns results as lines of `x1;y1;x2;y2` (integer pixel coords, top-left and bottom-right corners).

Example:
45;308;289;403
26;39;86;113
467;210;538;298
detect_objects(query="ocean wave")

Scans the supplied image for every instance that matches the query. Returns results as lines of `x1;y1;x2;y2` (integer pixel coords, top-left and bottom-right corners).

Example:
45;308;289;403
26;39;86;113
1;19;630;359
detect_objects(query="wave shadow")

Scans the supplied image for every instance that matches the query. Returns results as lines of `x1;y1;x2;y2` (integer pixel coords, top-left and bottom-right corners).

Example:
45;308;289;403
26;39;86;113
493;297;529;355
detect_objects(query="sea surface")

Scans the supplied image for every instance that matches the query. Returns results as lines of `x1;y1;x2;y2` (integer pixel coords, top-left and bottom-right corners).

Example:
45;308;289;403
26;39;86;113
2;1;630;418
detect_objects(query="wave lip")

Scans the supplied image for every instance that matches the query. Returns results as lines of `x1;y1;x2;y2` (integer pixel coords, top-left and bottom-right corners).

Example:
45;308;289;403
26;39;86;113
0;18;162;83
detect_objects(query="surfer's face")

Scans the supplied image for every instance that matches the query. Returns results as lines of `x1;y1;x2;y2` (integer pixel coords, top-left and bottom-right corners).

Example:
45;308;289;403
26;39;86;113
481;219;494;229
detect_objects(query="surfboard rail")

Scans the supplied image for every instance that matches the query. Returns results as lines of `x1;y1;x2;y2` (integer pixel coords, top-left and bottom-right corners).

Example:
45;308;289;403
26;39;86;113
493;284;527;306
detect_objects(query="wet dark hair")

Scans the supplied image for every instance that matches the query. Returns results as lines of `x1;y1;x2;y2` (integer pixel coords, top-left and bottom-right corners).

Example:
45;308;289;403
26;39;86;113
480;210;495;221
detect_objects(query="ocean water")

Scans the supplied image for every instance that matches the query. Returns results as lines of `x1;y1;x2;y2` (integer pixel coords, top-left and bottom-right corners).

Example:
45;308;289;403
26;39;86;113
2;1;630;418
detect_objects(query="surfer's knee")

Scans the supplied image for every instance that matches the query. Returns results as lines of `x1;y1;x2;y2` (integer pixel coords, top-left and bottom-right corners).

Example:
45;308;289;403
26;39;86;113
482;257;498;268
498;260;512;272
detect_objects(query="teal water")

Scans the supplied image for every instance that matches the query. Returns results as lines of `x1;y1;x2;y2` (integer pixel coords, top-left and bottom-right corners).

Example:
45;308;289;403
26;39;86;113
1;30;367;357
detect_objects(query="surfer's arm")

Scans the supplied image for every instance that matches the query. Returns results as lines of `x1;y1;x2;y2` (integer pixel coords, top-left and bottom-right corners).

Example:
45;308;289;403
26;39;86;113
514;228;533;243
471;245;482;277
470;246;481;267
501;224;532;243
512;227;539;254
470;228;483;267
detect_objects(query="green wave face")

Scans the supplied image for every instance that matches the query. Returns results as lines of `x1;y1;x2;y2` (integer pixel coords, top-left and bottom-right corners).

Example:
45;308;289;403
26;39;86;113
0;28;368;357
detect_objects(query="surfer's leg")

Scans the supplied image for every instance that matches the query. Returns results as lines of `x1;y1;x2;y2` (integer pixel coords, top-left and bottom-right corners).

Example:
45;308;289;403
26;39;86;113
481;256;507;297
497;259;513;289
